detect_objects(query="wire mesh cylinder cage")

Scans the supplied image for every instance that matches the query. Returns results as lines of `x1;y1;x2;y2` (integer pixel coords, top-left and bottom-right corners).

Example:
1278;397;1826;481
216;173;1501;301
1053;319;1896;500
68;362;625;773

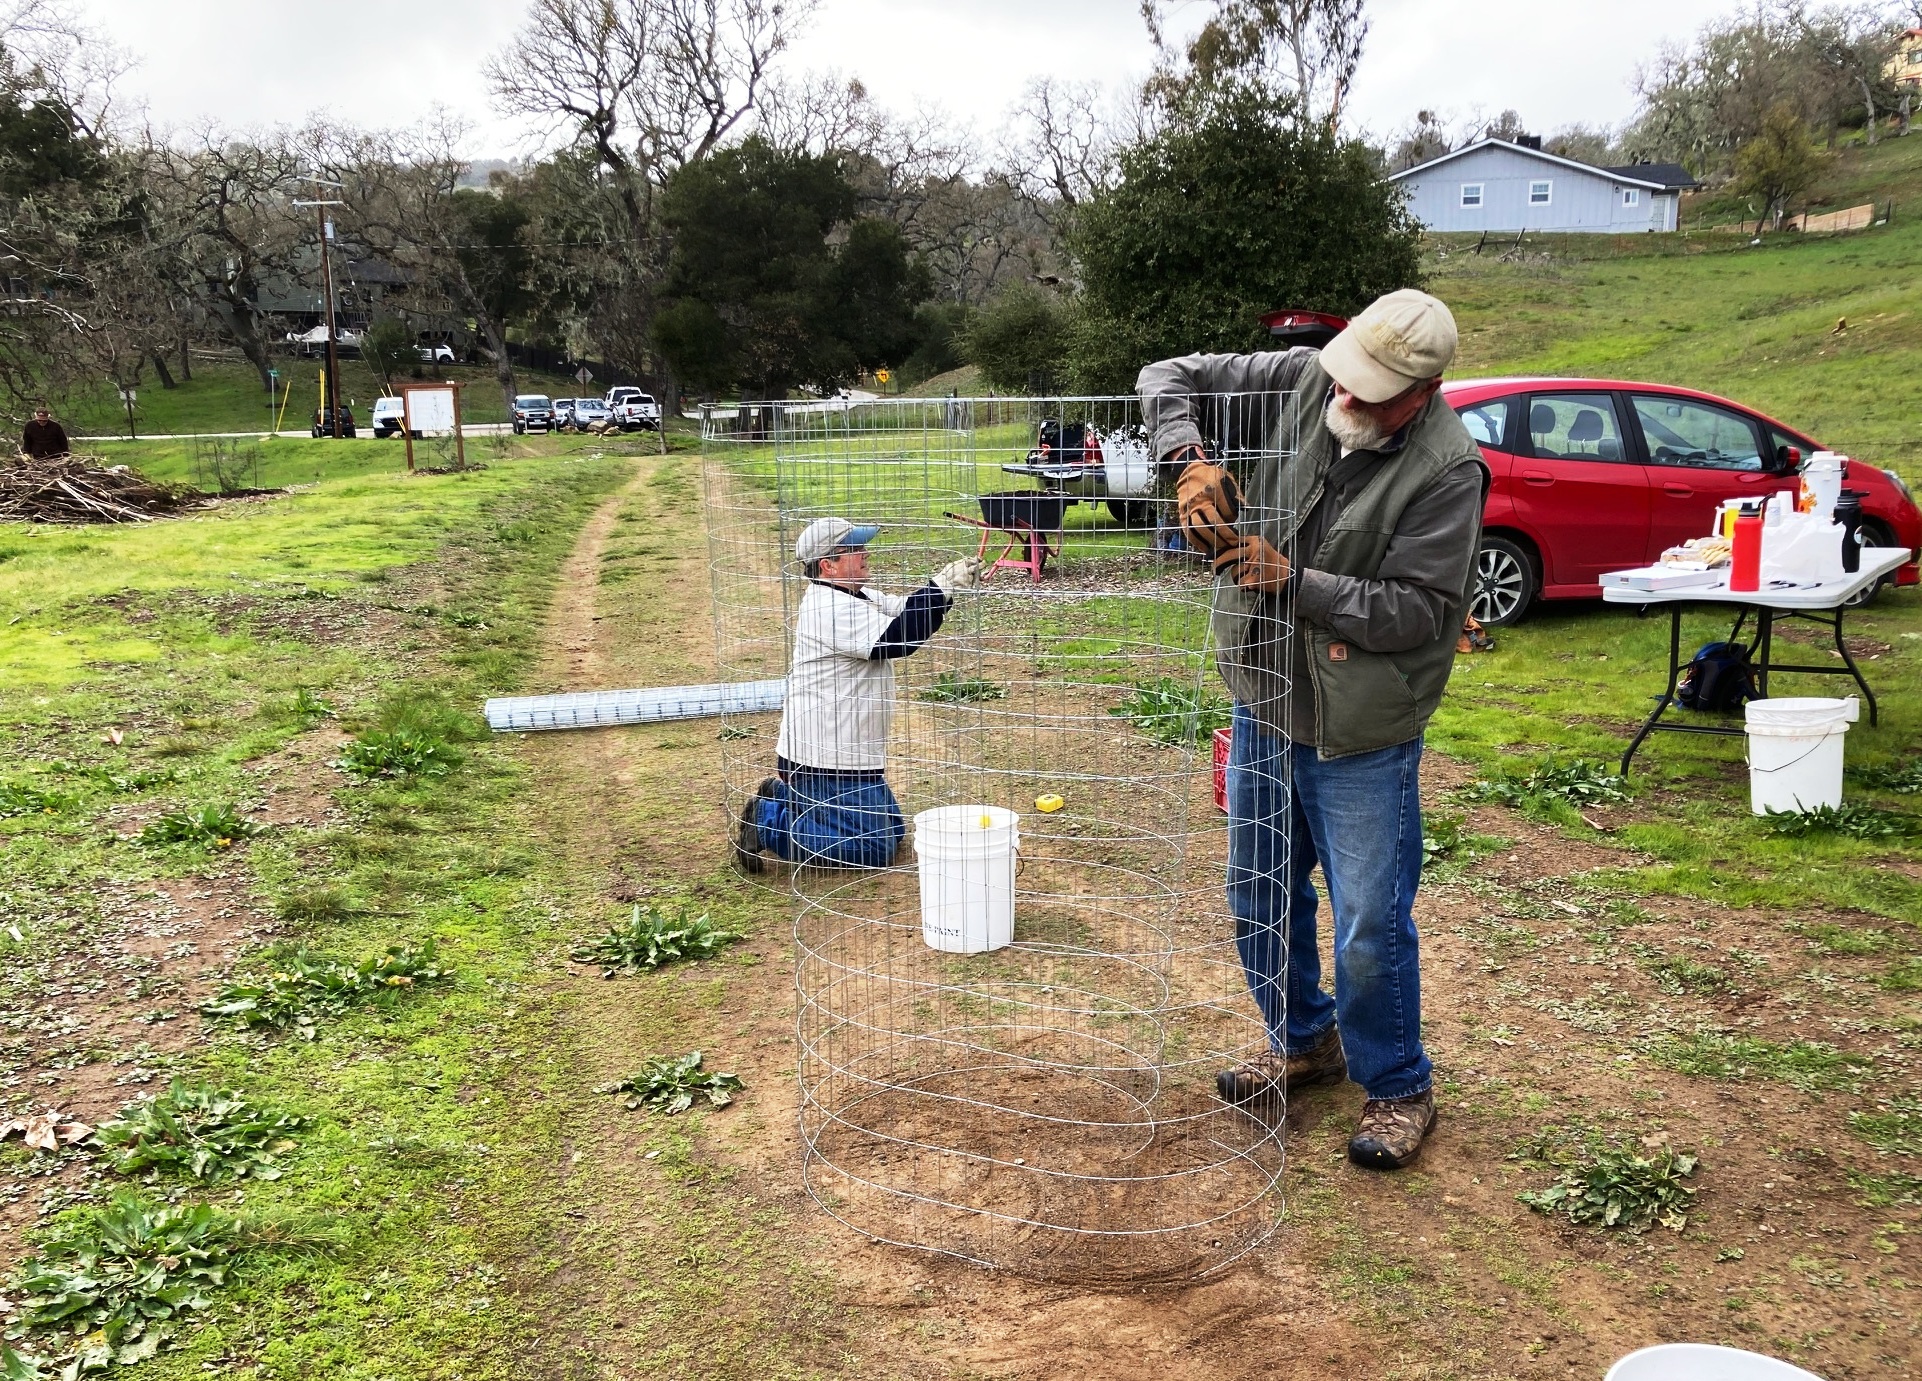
701;392;1300;1283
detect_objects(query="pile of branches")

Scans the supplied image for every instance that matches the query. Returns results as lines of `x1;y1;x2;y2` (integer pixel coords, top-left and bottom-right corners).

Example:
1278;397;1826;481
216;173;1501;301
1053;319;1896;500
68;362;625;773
0;455;206;524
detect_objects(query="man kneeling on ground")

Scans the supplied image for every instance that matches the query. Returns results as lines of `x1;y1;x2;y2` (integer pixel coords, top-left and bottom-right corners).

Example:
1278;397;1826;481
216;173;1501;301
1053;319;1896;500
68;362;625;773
735;517;982;872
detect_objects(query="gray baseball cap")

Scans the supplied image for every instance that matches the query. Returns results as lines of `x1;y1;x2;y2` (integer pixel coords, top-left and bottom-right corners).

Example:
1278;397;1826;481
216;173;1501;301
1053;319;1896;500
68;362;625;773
795;517;880;564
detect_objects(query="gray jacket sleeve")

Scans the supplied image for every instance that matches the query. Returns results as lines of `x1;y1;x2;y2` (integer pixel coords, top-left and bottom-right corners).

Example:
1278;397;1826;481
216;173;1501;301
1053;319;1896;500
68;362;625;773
1136;349;1317;463
1292;460;1486;653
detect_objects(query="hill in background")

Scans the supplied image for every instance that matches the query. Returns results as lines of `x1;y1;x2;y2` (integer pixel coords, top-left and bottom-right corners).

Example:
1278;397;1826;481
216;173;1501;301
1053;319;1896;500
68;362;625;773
1434;134;1922;488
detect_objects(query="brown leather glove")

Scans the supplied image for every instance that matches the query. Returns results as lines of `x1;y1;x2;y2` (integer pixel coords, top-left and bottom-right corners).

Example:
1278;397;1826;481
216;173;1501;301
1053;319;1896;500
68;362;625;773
1174;455;1242;556
1211;534;1291;592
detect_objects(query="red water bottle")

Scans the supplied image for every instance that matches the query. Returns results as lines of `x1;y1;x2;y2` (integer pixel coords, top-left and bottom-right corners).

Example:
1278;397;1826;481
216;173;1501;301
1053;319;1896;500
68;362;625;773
1729;508;1762;592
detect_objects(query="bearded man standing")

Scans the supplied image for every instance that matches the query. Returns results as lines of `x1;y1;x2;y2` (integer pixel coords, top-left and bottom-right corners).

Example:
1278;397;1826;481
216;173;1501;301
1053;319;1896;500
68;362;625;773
1136;289;1488;1170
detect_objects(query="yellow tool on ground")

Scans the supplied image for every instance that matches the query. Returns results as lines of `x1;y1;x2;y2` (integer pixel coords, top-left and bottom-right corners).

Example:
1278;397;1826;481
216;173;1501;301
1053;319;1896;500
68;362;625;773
1034;794;1064;814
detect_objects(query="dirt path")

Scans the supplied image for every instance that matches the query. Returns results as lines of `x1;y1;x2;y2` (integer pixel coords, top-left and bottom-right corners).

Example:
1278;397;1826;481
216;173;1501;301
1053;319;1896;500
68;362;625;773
502;454;1918;1381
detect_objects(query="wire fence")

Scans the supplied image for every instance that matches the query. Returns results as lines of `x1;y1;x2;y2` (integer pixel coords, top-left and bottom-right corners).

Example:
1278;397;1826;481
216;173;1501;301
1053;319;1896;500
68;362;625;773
702;394;1301;1281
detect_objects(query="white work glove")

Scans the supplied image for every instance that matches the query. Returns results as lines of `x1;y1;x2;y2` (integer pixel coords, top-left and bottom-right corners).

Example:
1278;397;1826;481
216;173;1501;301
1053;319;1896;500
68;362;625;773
933;555;984;594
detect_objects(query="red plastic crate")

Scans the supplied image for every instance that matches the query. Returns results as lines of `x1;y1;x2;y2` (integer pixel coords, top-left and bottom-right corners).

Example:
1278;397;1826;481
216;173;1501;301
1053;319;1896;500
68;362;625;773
1211;726;1232;813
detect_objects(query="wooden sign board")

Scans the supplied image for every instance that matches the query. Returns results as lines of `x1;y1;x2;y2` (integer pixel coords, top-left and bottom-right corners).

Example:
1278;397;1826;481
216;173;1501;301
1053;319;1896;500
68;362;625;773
400;382;465;473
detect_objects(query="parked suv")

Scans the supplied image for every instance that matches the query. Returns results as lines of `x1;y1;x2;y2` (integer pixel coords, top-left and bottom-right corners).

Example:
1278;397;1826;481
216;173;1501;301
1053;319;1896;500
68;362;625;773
310;405;357;438
606;386;661;431
572;397;612;430
417;342;456;364
1445;377;1921;624
512;395;554;434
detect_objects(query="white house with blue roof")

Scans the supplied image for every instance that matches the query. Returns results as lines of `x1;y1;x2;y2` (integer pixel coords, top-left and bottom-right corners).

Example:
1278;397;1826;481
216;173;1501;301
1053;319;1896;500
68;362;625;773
1389;137;1699;234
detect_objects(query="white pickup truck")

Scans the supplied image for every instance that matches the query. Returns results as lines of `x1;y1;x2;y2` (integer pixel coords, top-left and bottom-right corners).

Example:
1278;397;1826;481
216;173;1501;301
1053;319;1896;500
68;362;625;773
605;386;661;431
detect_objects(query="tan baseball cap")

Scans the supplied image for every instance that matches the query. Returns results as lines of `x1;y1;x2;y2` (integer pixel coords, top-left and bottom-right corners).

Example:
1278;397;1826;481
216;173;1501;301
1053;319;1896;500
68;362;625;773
795;516;880;564
1319;289;1459;403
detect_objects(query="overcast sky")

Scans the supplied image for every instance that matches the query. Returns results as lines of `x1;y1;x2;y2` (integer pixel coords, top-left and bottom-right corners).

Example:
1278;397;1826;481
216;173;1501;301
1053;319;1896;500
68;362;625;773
75;0;1742;154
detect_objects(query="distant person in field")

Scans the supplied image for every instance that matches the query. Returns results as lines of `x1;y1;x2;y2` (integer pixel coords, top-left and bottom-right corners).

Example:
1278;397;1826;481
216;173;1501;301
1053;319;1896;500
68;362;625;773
21;406;69;460
734;517;983;874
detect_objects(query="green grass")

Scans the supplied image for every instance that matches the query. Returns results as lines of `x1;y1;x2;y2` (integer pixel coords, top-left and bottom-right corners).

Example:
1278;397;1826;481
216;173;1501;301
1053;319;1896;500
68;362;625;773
76;429;636;493
0;451;641;1378
712;414;1161;575
63;357;586;439
1647;1031;1874;1093
1428;593;1922;926
1436;134;1922;488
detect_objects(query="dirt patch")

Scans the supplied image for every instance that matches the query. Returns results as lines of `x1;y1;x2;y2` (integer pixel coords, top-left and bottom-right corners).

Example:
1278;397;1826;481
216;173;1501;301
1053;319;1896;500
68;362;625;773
492;457;1920;1380
499;462;1392;1377
0;870;279;1263
0;690;357;1263
248;727;352;828
1768;623;1895;659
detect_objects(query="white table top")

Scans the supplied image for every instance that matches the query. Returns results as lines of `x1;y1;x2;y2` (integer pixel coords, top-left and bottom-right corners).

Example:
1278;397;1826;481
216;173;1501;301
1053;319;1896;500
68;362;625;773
1601;546;1911;610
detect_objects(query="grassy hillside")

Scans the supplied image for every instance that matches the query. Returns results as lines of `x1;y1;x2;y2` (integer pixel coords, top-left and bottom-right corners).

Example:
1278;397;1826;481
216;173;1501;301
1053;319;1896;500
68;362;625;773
61;357;584;439
1431;134;1922;489
85;429;647;492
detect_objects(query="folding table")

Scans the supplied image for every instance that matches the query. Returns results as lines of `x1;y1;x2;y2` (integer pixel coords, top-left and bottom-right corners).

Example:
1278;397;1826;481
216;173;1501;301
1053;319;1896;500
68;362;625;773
1600;546;1911;775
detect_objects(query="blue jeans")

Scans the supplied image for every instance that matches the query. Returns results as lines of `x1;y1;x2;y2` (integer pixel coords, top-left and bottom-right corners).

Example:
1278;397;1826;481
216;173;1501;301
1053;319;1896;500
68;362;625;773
752;768;905;869
1225;704;1431;1100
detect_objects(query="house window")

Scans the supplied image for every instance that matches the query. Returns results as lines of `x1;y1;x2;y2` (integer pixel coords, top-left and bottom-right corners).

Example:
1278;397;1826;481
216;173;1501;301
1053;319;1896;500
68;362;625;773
1622;188;1640;207
1460;183;1483;207
1529;180;1552;205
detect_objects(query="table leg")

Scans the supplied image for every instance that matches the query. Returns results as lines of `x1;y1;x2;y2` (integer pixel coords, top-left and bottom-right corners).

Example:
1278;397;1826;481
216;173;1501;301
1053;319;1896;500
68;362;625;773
1830;607;1879;724
1756;609;1774;701
1621;604;1686;776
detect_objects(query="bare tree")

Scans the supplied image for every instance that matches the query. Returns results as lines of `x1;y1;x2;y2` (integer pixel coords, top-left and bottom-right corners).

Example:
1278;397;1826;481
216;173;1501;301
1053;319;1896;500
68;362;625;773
1001;78;1114;213
142;128;306;389
1142;0;1370;126
484;0;811;388
0;1;140;412
1384;109;1451;172
319;118;542;416
487;0;810;235
1627;1;1905;170
756;70;888;156
1793;7;1901;147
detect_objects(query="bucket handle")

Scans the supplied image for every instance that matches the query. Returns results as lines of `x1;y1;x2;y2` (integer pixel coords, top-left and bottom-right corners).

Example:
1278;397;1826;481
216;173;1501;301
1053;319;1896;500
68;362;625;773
1744;736;1840;775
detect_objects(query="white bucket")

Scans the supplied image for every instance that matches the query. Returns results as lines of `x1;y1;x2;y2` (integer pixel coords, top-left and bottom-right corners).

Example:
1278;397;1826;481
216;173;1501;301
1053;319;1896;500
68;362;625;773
913;805;1019;954
1606;1343;1827;1380
1745;696;1858;815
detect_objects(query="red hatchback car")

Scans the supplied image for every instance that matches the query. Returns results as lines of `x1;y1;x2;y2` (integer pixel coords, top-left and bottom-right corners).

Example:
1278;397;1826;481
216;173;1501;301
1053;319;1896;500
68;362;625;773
1440;378;1922;625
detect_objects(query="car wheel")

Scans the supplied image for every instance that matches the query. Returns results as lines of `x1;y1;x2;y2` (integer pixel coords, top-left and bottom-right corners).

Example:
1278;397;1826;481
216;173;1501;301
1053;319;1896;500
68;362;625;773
1472;535;1537;627
1107;498;1154;528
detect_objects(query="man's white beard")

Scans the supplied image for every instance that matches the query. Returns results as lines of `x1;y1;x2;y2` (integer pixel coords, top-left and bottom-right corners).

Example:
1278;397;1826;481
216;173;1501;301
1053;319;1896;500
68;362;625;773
1325;395;1391;451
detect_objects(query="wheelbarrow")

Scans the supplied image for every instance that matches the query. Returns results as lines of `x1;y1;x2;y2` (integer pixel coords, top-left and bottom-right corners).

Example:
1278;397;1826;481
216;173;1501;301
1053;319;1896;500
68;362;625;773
944;491;1074;584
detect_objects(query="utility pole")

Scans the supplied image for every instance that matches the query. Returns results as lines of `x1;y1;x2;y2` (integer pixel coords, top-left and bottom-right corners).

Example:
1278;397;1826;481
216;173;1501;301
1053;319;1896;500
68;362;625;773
294;175;346;439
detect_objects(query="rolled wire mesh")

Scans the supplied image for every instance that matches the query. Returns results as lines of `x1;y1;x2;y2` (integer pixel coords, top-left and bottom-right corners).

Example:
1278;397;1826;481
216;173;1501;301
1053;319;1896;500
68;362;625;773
702;393;1298;1282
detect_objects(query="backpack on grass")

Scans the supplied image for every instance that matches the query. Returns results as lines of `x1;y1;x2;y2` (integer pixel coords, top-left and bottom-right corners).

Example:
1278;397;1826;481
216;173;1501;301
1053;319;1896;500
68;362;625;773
1676;640;1758;713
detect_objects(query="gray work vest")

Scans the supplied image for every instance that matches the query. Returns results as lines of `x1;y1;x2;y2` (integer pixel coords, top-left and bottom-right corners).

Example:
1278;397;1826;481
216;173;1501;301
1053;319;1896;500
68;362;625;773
1212;358;1488;758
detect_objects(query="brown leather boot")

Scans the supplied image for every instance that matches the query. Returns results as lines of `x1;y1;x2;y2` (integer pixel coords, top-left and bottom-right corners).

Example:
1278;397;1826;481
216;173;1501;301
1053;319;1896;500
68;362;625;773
732;778;780;875
1347;1088;1437;1171
1215;1026;1347;1104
